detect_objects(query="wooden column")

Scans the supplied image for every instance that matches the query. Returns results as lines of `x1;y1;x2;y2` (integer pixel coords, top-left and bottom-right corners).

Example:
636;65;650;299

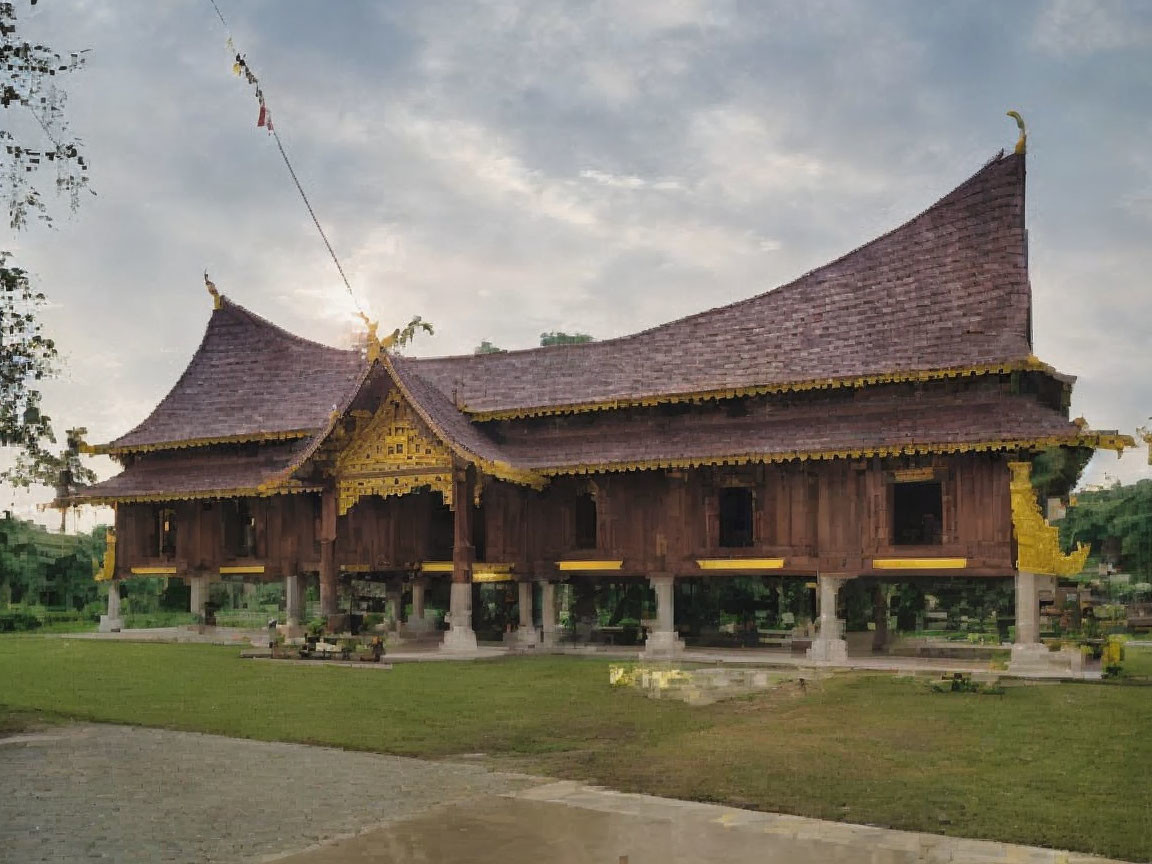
319;488;338;620
442;462;478;652
452;464;475;584
871;581;889;654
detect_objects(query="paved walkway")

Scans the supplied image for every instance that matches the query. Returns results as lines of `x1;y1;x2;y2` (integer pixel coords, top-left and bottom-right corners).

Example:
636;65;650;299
61;627;1098;679
0;724;1130;864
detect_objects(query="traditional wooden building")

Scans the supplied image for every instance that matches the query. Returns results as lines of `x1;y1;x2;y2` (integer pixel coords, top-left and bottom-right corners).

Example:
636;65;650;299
73;142;1130;668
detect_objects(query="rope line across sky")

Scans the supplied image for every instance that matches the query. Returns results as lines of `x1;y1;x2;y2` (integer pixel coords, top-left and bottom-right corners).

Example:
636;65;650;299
205;0;368;322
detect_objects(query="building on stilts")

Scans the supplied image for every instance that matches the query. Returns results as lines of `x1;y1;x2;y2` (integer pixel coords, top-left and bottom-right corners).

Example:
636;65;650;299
66;136;1132;671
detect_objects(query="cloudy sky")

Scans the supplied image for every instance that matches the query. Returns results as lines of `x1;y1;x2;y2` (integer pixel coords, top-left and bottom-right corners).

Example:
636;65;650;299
5;0;1151;528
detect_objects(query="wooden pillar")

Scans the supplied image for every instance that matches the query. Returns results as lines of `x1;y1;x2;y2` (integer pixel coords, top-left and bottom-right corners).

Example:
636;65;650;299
442;463;478;651
319;488;339;621
872;581;889;654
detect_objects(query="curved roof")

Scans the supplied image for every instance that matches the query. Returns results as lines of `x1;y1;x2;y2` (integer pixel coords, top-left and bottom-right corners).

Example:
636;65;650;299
99;150;1042;454
101;299;365;453
413;151;1034;417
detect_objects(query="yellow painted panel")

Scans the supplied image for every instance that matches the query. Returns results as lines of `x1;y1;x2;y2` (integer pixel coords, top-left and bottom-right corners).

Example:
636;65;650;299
220;565;266;575
130;566;177;576
557;560;623;572
474;571;515;583
339;564;371;574
872;558;967;570
696;558;785;571
420;561;453;573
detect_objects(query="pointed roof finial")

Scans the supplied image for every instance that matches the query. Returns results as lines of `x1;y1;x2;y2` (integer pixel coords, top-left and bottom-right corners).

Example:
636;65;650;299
1006;110;1026;155
357;310;384;363
204;271;222;310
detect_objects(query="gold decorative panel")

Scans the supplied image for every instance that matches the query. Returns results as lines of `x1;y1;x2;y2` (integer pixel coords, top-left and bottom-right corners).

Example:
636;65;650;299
334;391;454;515
1008;461;1089;577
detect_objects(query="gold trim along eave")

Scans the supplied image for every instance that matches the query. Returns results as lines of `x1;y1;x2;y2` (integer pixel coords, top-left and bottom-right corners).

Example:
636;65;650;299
696;558;785;571
557;560;623;572
465;357;1069;421
86;428;318;456
872;558;968;570
130;566;178;575
70;484;323;507
536;432;1134;477
420;561;454;573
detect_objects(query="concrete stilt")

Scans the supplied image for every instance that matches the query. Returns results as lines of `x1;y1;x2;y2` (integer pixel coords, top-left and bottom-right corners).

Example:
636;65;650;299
403;578;434;635
806;573;849;662
99;580;123;632
642;574;684;658
539;580;559;648
515;581;541;646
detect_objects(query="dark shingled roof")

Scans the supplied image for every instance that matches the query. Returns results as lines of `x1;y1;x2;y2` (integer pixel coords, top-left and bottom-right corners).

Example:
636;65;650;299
100;151;1041;455
102;299;365;452
411;152;1034;415
492;387;1090;473
72;439;317;502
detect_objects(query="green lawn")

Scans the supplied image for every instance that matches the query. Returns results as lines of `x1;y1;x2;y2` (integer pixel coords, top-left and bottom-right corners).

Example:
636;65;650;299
2;636;1151;861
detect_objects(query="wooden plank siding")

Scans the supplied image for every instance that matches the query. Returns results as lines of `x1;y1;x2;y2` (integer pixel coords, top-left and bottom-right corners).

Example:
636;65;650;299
110;451;1016;582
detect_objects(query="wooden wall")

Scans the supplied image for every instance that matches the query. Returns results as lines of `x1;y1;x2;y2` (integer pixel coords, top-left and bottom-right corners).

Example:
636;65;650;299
112;452;1016;581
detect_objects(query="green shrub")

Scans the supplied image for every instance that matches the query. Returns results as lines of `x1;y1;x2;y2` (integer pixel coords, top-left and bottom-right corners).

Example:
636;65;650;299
0;610;41;632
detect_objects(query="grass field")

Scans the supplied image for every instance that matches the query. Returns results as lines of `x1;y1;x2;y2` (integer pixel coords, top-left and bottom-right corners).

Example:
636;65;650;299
2;636;1150;861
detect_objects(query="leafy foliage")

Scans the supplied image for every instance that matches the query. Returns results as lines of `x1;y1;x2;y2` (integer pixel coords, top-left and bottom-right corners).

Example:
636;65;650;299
0;2;91;485
0;2;90;230
473;339;505;355
539;331;594;346
1029;445;1093;500
1062;480;1152;581
0;513;105;609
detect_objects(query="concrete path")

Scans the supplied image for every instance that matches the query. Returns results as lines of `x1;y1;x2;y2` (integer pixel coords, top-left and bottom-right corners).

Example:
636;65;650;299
0;723;1131;864
278;782;1131;864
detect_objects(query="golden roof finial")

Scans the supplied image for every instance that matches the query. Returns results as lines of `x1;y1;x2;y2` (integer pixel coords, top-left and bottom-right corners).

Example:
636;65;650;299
1006;110;1027;155
204;271;222;310
358;310;385;363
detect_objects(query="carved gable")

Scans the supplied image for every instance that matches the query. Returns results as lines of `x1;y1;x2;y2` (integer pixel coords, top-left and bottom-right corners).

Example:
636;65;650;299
333;389;454;514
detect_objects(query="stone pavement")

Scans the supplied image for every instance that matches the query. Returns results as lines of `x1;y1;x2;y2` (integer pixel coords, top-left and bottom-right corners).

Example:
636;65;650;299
279;782;1132;864
0;723;1132;864
0;724;538;864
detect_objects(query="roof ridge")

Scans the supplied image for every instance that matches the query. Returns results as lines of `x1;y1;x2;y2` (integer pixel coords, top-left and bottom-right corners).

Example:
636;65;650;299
412;150;1021;366
218;295;359;357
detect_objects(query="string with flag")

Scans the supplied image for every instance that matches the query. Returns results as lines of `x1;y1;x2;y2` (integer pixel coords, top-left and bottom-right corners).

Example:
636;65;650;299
205;0;368;324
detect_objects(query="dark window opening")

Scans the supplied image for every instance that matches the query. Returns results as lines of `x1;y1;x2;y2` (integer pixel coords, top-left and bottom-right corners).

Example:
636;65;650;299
158;508;177;558
718;487;754;548
429;501;454;560
222;499;256;558
472;505;487;562
892;481;943;545
573;494;597;550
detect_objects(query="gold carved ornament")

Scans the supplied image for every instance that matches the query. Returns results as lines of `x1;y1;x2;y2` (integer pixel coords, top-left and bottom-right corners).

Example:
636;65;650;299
332;391;455;515
94;527;116;582
1008;460;1089;577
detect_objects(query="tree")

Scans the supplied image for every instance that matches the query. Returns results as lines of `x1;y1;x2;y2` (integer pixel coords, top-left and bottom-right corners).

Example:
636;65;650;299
474;340;505;355
540;331;594;347
0;1;91;485
1062;480;1152;582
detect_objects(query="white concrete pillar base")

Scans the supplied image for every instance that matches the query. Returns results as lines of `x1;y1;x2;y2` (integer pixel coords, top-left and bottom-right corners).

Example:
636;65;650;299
98;616;123;633
1007;643;1068;675
402;615;435;634
806;637;848;663
642;630;685;659
440;626;479;652
515;626;541;647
